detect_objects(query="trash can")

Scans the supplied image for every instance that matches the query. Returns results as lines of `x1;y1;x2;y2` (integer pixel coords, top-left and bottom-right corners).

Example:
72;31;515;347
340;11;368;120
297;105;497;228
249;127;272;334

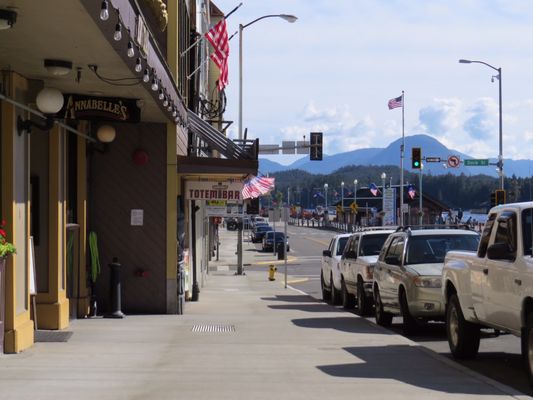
277;243;285;260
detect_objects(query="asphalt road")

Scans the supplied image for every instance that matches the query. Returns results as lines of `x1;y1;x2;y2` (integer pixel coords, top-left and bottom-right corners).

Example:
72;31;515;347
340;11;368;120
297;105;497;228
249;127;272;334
247;223;533;397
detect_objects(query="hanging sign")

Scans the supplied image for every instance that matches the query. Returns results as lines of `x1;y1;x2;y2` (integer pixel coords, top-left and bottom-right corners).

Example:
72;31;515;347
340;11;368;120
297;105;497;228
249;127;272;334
447;155;461;168
185;181;244;201
60;94;141;122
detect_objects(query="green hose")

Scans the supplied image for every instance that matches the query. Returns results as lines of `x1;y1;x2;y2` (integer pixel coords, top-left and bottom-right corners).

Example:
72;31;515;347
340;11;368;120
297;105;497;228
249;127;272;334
88;232;101;283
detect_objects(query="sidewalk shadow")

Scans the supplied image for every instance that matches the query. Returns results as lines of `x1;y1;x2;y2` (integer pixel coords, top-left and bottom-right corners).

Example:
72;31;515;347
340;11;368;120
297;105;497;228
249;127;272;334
292;316;391;335
268;304;338;313
317;345;517;396
261;295;316;303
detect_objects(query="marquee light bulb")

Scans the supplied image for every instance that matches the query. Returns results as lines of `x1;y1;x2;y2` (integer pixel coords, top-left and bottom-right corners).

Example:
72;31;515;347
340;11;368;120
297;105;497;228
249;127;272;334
135;58;142;73
114;22;122;41
100;0;109;21
127;41;135;58
143;68;150;82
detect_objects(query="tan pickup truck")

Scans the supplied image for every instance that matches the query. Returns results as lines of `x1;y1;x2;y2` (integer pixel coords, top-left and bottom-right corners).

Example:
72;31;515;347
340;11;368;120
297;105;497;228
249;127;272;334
442;202;533;385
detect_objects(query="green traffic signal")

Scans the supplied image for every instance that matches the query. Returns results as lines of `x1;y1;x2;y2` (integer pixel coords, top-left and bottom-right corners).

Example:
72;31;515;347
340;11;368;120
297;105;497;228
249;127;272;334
411;147;422;169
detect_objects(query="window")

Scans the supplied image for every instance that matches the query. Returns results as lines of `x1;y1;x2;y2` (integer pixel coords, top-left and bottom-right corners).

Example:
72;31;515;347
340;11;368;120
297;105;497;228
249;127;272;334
493;211;517;260
359;234;390;256
385;236;405;265
406;234;479;265
478;213;497;258
522;208;533;256
336;237;349;256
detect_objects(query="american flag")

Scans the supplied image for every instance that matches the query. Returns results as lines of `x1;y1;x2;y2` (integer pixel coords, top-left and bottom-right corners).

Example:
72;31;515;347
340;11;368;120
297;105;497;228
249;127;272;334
206;19;229;90
408;184;416;199
388;95;403;110
241;175;275;200
370;183;380;197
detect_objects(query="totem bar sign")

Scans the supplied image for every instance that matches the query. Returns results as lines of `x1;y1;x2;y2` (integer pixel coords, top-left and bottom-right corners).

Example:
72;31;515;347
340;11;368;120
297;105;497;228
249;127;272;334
60;94;141;122
185;181;244;202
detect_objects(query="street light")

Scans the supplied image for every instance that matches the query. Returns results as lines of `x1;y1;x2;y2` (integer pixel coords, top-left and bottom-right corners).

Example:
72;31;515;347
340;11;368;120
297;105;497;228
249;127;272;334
459;58;503;190
324;183;328;208
341;181;344;222
381;173;386;226
238;14;298;141
419;163;424;225
353;179;358;229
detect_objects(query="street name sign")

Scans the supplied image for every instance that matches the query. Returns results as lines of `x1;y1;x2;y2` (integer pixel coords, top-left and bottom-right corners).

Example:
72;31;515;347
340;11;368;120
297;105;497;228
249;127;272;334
464;159;489;166
425;157;441;163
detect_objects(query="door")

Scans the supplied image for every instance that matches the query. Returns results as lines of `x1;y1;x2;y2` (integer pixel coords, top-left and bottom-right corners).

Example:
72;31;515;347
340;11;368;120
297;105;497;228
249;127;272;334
484;211;522;331
378;236;404;309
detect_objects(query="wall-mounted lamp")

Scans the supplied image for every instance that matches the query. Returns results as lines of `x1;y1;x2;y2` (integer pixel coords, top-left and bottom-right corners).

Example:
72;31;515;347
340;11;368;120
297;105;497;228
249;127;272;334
0;9;17;30
17;87;64;135
91;124;116;154
44;59;73;76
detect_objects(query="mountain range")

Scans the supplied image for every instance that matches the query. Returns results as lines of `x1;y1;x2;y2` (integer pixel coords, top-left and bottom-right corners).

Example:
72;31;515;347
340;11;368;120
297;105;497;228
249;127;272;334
259;134;533;178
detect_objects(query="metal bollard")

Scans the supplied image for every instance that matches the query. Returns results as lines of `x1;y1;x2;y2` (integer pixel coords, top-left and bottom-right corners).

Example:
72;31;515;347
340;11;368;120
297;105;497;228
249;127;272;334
105;257;125;318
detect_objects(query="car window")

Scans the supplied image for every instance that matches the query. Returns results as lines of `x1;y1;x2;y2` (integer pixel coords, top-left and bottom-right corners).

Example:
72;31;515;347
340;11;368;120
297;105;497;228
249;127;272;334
337;237;349;256
522;208;533;256
493;211;517;260
359;234;390;256
407;234;479;265
385;236;404;264
478;213;497;257
348;235;360;258
328;238;335;253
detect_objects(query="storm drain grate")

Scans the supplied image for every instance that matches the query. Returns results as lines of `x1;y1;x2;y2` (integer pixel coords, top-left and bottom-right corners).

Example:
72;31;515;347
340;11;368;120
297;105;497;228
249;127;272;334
191;324;236;333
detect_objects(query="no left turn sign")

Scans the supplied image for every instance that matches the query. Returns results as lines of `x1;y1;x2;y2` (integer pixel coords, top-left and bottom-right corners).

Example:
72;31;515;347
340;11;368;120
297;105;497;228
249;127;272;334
447;155;460;168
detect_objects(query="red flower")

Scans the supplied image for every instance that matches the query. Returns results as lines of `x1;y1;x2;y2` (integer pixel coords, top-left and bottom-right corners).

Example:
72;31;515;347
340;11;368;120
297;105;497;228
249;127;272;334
0;229;6;238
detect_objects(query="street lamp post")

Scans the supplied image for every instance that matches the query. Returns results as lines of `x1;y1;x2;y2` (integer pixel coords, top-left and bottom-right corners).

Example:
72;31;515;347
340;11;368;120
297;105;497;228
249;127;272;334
419;163;424;225
459;59;503;190
353;179;358;229
238;14;297;141
341;181;344;223
381;172;386;226
324;183;328;209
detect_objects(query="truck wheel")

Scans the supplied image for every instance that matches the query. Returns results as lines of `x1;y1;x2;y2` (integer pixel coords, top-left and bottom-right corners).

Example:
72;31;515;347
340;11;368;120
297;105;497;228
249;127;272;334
330;274;341;305
357;279;372;316
400;289;419;336
341;278;356;309
321;272;330;302
374;286;393;327
446;294;480;358
524;313;533;385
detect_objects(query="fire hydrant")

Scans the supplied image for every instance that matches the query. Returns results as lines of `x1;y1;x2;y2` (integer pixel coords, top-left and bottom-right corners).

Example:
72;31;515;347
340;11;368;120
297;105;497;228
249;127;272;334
268;265;277;281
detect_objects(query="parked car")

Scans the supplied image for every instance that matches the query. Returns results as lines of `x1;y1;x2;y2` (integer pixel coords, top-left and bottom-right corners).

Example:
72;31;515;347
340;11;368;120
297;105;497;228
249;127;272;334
321;233;351;304
251;225;273;243
339;228;395;314
373;226;479;335
262;231;290;252
442;202;533;382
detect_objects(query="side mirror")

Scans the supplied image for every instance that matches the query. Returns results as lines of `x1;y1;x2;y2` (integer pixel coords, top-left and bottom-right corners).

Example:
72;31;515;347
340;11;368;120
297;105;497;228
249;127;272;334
385;256;400;265
487;242;514;261
323;249;332;257
346;250;357;259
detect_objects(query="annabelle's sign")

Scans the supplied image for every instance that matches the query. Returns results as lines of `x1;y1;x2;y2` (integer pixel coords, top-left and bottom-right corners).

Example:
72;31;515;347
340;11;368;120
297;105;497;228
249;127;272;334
185;181;243;202
60;94;141;122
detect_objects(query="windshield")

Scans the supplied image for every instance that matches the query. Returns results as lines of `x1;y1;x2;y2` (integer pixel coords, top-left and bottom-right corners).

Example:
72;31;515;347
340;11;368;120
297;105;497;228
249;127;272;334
359;234;390;256
337;237;349;256
406;234;480;265
257;226;272;232
266;232;285;240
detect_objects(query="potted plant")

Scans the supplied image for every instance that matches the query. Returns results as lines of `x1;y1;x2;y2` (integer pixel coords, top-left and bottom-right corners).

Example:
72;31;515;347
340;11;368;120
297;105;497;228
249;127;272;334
0;219;16;259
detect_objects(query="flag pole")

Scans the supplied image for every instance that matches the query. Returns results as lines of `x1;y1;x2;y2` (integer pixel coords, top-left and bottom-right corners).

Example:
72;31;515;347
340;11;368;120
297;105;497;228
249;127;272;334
186;31;238;80
180;2;243;57
400;90;405;226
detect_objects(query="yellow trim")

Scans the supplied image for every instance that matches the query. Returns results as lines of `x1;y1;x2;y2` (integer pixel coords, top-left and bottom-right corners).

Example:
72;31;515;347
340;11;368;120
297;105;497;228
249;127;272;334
76;127;89;317
1;71;34;352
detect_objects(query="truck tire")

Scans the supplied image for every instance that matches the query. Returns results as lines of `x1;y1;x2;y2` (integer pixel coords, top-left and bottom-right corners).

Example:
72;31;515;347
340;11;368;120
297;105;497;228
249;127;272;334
374;286;393;327
341;278;355;309
331;274;342;305
400;289;419;336
357;279;372;316
524;312;533;385
321;272;330;302
446;294;480;359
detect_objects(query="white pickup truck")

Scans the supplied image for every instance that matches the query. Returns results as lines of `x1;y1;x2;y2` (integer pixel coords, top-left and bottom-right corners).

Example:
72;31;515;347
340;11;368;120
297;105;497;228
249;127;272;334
442;202;533;384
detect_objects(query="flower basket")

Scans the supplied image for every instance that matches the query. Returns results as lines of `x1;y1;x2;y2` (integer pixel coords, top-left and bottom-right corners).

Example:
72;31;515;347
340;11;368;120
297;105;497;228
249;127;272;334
0;220;16;258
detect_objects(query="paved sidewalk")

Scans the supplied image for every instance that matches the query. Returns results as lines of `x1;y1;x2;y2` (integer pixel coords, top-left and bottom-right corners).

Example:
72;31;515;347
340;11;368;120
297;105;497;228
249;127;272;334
0;226;531;399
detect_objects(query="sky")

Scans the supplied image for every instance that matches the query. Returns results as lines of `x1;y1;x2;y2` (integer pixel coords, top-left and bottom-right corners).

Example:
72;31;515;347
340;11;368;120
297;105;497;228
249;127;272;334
210;0;533;166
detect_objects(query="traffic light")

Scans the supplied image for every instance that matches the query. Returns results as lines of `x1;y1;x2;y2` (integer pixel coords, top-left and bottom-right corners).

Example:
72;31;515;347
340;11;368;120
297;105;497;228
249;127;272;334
495;189;506;205
310;132;323;161
490;190;506;207
411;147;422;169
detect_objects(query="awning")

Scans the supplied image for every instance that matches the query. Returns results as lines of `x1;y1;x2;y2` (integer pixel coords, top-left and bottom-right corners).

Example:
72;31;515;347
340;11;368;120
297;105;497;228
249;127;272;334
187;111;257;160
177;156;258;175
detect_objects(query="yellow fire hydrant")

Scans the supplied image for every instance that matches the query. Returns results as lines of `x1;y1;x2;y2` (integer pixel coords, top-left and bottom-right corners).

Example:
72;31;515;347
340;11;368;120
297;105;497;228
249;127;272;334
268;265;277;281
